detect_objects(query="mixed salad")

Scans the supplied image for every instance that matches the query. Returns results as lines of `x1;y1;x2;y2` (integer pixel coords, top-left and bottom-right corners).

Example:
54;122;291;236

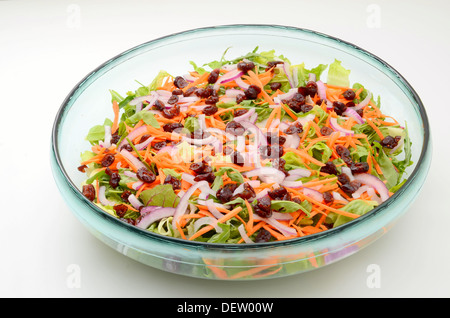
78;47;412;244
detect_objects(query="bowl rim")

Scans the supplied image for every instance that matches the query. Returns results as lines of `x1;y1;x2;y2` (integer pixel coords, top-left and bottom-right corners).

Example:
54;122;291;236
51;24;430;249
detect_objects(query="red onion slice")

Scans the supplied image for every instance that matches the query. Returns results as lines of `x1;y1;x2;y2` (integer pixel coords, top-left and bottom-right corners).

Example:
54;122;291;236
253;214;297;237
172;181;209;228
316;80;327;101
288;168;312;178
118;125;148;150
214;69;243;90
303;187;324;202
283;133;300;149
225;89;244;97
341;166;355;181
308;73;316;82
98;185;115;206
136;207;176;229
135;136;154;151
280;180;303;188
193;216;222;234
353;173;390;202
329;117;354;136
282;61;295;88
123;171;138;179
332;191;349;203
353;91;372;110
120;148;147;171
182;134;217;146
343;108;365;124
366;187;382;204
239;120;267;148
244;167;286;184
131;181;144;190
235;77;250;90
238;224;254;244
127;194;143;210
203;199;225;219
271;212;294;220
233;108;256;123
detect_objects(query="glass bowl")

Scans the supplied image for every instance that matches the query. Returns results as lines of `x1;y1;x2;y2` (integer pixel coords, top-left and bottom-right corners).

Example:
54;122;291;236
51;25;431;280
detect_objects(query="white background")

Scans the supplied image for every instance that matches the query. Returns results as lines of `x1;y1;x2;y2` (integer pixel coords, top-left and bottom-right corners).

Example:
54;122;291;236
1;0;449;298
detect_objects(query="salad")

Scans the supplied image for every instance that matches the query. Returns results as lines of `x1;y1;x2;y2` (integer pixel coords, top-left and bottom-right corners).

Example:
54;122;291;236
78;47;412;244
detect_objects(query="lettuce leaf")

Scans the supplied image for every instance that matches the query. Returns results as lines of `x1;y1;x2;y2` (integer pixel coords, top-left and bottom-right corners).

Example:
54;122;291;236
327;59;351;87
332;199;378;227
139;184;180;208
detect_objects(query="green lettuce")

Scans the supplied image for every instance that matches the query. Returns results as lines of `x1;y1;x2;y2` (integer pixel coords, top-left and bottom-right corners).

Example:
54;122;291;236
327;59;351;87
139;184;180;208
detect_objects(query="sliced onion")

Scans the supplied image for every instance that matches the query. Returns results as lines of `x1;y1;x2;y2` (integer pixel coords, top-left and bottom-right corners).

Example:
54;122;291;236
102;125;112;148
98;185;115;206
303;187;324;202
119;148;147;171
183;73;197;82
341;166;355;181
292;67;299;88
123;171;137;179
271;212;294;220
135;136;154;151
297;114;316;126
273;88;297;103
329;117;354;136
283;133;300;149
354;91;372;110
136;207;176;229
282;61;295;88
288;168;312;178
255;188;270;200
172;181;209;228
233;108;255;123
235;77;250;90
238;224;254;244
253;214;297;237
353;173;390;202
127;194;143;210
316;80;327;101
214;69;244;90
308;73;316;82
352;185;370;199
232;180;261;197
332;191;349;203
366;187;382;204
343;108;365;124
204;199;225;219
225;89;244;98
181;173;196;184
280;180;303;188
131;181;143;190
129;95;154;106
182;134;217;146
193;216;222;234
118;125;148;149
244;167;285;184
239;120;267;148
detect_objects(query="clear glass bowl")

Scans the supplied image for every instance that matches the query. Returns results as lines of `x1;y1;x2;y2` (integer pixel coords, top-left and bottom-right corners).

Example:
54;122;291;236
51;25;431;280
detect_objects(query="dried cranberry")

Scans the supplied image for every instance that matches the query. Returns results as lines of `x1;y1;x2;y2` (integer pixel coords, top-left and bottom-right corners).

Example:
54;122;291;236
340;180;362;195
113;204;128;218
337;173;351;185
323;191;334;204
121;190;132;203
109;172;120;189
162;105;180;119
320;161;338;175
237;61;255;73
225;121;245;136
284;122;303;134
320;126;334;136
335;145;353;165
136;167;156;183
291;197;302;204
173;76;188;89
163;122;184;133
120;218;136;226
255;196;272;217
269;82;282;91
350;162;369;174
208;69;220;84
172;89;183;95
77;165;87;172
333;101;347;116
305;81;318;96
265;61;284;71
260;144;283;159
272;158;288;176
121;144;133;152
244;85;261;100
111;133;120;145
183;87;197;97
153;141;167;150
234;183;256;200
167;94;179;105
82;184;95;201
205;95;219;105
191;129;210;139
190;161;207;174
101;153;115;167
216;183;238;203
235;94;246;104
234;108;248;117
379;136;401;149
230;151;245;166
255;227;272;243
343;89;356;100
300;104;314;113
356;108;364;117
346;101;356;107
152;99;165;111
268;186;290;200
193;172;215;183
164;175;181;190
202;104;218;115
195;85;215;98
